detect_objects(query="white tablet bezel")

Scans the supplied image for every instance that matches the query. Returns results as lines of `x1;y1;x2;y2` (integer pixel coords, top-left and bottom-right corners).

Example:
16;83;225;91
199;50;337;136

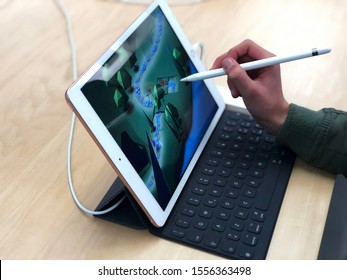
66;0;226;227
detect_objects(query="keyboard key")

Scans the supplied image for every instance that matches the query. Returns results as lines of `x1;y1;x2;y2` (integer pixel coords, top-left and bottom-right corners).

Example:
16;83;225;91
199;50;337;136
220;199;235;209
239;161;250;169
219;134;231;141
252;129;263;136
209;188;222;197
211;221;226;232
194;220;209;230
230;221;244;231
225;188;239;199
254;160;267;169
187;231;204;243
206;158;219;166
204;235;221;248
198;209;213;218
171;229;185;238
227;151;239;159
222;126;234;133
226;120;237;126
240;121;251;128
218;169;231;177
202;167;215;175
231;143;242;151
238;199;252;209
238;128;249;134
248;136;260;143
243;188;256;198
176;218;190;228
226;232;241;241
197;177;210;185
246;178;260;188
204;198;218;208
181;207;195;217
242;152;255;160
271;158;283;165
238;247;254;259
216;142;227;149
250;211;265;222
250;169;263;178
234;170;247;178
213;178;226;187
234;209;248;220
221;241;237;255
229;179;242;188
233;135;245;142
222;159;235;168
211;150;223;157
247;222;262;234
216;210;230;221
187;197;201;206
243;234;258;246
245;145;257;152
192;186;206;195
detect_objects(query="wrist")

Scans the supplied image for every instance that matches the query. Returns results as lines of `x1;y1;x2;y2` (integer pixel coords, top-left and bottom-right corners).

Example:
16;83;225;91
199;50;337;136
274;101;290;135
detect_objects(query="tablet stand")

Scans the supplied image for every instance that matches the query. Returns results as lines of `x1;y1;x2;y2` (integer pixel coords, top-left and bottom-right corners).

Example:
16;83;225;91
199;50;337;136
94;178;149;230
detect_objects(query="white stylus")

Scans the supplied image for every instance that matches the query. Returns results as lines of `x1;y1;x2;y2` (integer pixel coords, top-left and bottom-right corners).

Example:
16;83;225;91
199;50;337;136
180;47;331;82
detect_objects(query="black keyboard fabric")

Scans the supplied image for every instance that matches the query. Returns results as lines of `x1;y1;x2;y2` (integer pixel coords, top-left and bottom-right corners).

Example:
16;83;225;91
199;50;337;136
150;110;296;259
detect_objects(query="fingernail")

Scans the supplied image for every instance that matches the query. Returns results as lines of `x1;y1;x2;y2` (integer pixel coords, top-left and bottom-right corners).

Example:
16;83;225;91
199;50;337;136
222;58;234;71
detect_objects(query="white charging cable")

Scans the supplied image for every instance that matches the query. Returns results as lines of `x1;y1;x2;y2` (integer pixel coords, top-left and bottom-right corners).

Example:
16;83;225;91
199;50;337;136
54;0;126;215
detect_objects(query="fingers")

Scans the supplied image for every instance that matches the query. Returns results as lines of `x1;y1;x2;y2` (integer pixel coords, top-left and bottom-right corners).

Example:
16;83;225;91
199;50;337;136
211;39;276;99
222;57;255;98
211;39;274;69
227;39;274;62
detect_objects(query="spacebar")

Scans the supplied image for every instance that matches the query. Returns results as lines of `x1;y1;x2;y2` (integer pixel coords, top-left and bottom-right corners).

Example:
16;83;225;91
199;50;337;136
255;164;281;211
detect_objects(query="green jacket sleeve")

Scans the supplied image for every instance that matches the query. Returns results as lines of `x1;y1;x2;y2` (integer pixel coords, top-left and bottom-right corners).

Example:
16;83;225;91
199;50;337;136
276;103;347;176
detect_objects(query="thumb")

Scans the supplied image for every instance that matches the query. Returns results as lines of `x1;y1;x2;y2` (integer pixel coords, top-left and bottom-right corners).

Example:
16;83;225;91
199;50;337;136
222;58;254;98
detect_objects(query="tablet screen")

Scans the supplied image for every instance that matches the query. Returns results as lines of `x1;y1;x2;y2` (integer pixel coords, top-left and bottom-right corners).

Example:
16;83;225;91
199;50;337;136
81;7;218;210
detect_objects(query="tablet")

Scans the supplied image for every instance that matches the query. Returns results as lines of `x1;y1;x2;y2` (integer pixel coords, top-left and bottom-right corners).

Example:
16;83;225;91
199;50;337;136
66;0;225;227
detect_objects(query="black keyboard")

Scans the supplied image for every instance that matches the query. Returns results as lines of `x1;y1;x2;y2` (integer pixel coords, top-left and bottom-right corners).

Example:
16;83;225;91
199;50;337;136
150;110;296;259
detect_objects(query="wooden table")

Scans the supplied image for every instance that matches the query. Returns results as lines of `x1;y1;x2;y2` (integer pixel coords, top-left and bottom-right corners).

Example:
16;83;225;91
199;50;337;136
1;0;346;259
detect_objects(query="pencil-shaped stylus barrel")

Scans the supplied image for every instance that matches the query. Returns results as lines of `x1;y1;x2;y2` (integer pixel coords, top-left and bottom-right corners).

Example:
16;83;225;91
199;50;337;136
181;48;331;82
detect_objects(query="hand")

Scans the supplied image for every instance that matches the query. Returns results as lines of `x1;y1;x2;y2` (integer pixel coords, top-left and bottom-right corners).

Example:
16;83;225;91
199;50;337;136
211;39;289;135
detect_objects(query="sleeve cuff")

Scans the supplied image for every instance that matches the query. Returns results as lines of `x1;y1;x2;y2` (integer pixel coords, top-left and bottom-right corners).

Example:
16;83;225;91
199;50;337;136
276;103;325;162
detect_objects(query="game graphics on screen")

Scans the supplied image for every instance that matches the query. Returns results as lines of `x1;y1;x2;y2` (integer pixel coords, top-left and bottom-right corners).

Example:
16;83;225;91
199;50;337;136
82;7;217;209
